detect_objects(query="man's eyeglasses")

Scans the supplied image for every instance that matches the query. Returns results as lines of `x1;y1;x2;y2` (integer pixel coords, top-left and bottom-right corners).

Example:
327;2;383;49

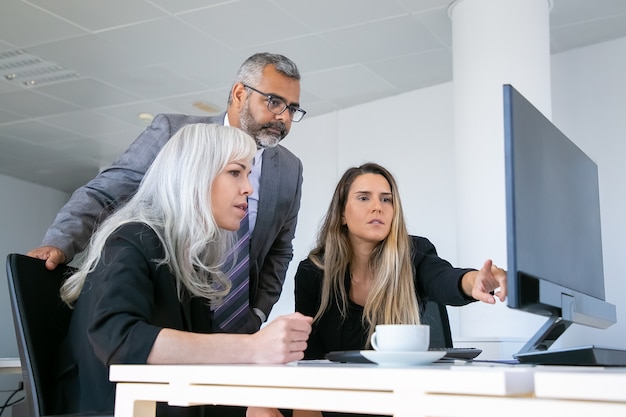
242;84;306;122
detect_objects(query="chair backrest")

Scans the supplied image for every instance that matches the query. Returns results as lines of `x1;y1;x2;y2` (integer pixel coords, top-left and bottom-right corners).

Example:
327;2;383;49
421;300;454;349
6;253;74;417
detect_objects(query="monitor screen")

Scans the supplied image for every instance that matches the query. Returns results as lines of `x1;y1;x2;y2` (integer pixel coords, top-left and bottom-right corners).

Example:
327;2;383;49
503;84;619;365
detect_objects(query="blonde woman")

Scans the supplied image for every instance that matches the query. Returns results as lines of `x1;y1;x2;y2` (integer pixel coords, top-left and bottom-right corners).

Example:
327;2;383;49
56;123;311;417
295;163;506;361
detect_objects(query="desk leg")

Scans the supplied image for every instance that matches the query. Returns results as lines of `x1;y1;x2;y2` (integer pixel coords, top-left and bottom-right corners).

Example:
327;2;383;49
114;383;158;417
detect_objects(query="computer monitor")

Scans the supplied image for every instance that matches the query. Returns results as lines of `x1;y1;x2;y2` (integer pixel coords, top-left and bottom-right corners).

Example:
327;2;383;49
503;84;625;366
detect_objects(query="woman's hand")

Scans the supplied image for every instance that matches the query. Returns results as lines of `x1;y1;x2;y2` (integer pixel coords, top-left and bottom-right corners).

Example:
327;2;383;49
249;312;313;364
462;260;507;304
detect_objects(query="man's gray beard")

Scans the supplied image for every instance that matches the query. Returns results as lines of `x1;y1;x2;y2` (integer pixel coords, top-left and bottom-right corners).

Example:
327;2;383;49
239;102;285;149
254;132;281;148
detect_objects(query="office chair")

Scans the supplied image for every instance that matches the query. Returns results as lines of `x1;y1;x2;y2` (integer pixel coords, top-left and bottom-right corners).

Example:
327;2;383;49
420;300;453;349
6;253;110;417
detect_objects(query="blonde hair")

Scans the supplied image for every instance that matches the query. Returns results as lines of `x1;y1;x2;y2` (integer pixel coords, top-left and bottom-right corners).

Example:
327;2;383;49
61;123;257;306
309;163;420;346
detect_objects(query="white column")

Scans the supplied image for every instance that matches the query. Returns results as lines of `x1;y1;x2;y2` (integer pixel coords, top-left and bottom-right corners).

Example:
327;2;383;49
448;0;553;351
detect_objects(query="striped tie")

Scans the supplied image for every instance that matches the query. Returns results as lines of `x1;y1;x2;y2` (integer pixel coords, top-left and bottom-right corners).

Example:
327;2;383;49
213;211;251;332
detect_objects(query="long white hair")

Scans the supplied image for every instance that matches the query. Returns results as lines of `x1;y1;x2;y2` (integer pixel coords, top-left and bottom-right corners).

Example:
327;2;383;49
61;123;257;305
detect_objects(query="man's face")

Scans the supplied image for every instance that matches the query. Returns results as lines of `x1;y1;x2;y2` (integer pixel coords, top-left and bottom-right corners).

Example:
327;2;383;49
237;65;301;148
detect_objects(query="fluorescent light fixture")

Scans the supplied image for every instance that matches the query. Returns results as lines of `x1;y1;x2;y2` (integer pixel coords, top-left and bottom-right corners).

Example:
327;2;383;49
0;49;80;87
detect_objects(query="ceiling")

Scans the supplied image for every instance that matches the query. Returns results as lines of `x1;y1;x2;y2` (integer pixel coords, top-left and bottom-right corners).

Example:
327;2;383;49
2;0;626;193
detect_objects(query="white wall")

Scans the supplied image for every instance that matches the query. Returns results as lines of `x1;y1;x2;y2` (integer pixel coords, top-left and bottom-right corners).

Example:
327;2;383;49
272;35;626;355
0;173;69;410
549;36;626;348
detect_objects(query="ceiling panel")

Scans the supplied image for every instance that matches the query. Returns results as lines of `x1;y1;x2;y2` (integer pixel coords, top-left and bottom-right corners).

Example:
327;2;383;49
0;0;87;46
146;0;228;15
178;2;311;50
322;15;447;63
1;0;626;193
549;0;626;26
0;89;80;117
41;109;138;137
87;66;208;100
0;108;23;124
551;15;626;51
0;120;82;144
304;64;397;104
25;0;169;32
36;78;140;109
368;49;453;91
96;17;238;71
26;34;150;76
272;0;408;32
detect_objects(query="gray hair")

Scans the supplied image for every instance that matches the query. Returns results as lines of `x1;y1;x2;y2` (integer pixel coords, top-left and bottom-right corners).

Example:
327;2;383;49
61;124;257;305
228;52;300;105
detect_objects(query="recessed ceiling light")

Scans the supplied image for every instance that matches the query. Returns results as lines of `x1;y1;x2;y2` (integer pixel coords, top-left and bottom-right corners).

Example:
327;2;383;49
138;112;154;122
192;101;221;114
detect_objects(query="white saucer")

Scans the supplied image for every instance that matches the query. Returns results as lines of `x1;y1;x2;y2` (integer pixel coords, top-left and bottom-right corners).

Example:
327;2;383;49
360;350;445;367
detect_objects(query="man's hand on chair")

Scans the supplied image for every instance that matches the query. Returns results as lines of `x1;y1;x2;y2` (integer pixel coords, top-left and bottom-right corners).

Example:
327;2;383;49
27;246;67;270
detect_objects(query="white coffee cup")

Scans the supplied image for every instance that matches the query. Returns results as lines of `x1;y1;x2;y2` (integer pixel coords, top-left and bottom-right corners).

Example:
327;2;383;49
370;324;430;352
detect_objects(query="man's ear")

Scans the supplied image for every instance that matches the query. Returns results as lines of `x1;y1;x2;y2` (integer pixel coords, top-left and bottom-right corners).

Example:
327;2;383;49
231;83;247;108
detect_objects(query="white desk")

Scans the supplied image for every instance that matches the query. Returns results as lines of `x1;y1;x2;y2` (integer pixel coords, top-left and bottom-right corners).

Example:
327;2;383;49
110;362;626;417
534;366;626;402
0;358;21;374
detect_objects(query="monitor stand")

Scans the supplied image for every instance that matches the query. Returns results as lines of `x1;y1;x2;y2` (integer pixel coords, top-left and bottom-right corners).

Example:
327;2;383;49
514;314;626;366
